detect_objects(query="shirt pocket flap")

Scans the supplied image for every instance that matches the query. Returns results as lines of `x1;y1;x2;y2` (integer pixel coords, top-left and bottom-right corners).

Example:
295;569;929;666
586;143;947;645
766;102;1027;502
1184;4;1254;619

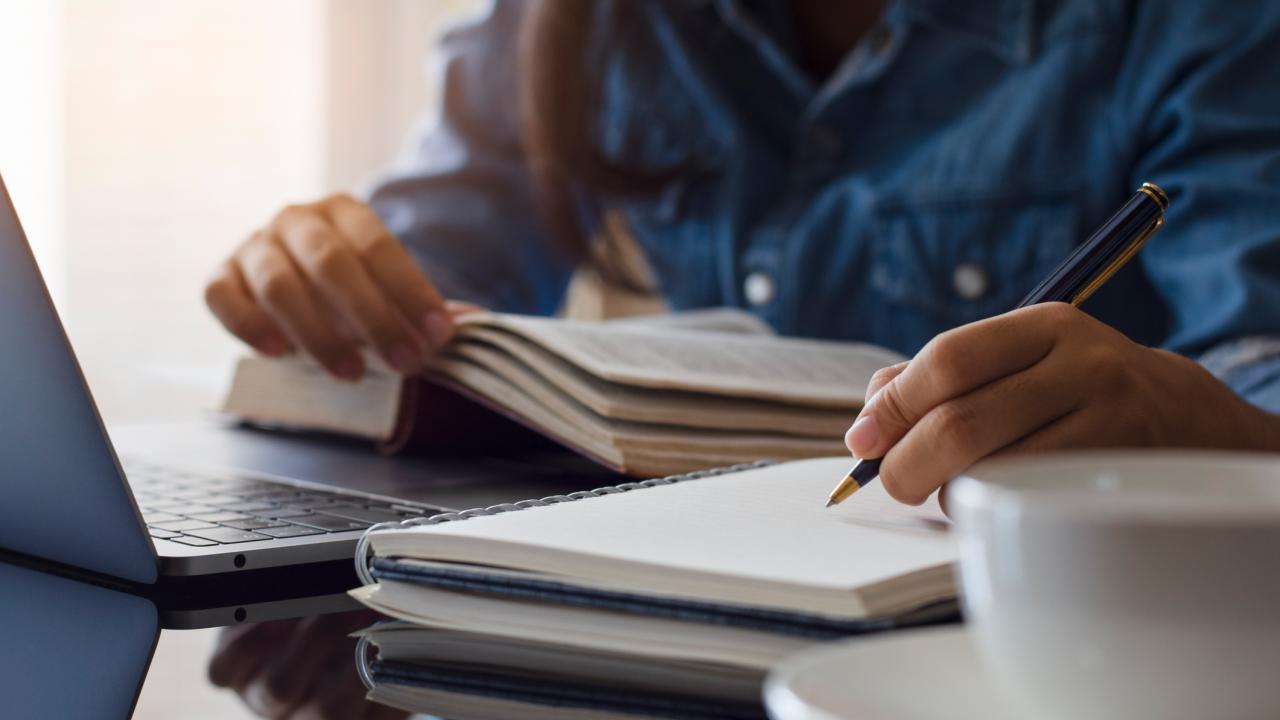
869;193;1077;349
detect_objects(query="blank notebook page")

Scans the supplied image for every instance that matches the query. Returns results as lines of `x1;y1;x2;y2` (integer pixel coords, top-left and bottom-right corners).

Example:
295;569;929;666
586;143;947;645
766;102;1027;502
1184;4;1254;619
375;457;954;594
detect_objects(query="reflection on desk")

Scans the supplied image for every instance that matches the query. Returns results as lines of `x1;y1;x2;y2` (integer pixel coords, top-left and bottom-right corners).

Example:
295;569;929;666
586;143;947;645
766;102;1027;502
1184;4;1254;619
356;621;767;720
0;560;157;719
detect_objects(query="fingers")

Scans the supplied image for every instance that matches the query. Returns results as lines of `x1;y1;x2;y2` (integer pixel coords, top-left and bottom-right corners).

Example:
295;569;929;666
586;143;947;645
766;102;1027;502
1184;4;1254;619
208;620;300;690
847;304;1071;460
235;232;365;380
228;610;386;720
274;206;425;374
323;194;454;348
205;261;294;357
245;615;334;717
877;353;1080;504
864;361;909;405
209;193;462;381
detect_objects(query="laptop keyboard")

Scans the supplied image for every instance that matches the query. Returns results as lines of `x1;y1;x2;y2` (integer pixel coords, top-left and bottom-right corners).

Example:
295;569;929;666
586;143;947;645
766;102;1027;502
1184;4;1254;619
124;461;446;547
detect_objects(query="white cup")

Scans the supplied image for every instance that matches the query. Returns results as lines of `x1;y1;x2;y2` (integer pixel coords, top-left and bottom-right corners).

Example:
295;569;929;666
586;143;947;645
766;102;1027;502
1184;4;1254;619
950;450;1280;720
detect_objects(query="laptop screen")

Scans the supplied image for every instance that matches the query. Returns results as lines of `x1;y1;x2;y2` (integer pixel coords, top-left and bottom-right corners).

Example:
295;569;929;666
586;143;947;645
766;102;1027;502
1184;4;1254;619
0;175;156;584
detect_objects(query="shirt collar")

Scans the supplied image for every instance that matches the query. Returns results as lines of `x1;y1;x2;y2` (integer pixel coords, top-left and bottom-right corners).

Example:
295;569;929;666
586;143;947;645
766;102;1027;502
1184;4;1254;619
901;0;1036;64
710;0;1037;65
707;0;1036;99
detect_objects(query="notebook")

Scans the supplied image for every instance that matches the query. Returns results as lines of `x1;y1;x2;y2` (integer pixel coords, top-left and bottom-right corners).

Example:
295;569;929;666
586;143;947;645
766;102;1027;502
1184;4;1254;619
350;457;958;671
222;310;905;476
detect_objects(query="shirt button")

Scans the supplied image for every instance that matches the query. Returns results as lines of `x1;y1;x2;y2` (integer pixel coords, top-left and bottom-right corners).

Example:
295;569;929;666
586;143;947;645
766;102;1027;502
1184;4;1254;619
953;263;989;300
743;272;776;307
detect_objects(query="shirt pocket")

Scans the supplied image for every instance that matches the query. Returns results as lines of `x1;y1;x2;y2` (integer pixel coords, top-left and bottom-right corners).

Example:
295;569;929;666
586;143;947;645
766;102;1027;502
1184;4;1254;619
868;192;1077;353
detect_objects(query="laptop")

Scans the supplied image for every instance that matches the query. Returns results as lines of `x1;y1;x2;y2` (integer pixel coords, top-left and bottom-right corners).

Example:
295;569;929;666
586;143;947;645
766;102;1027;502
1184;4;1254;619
0;174;613;627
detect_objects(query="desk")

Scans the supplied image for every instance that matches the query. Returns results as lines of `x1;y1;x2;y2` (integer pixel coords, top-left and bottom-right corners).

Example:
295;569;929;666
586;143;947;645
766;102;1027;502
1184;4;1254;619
2;563;776;720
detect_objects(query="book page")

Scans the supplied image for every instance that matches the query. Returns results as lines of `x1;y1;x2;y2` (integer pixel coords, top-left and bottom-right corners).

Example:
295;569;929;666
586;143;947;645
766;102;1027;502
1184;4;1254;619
221;354;403;440
458;314;906;408
446;332;853;436
606;307;776;336
430;354;846;476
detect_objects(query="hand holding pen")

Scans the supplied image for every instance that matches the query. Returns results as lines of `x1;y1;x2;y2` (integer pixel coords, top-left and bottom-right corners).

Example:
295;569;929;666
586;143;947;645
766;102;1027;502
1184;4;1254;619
827;183;1280;507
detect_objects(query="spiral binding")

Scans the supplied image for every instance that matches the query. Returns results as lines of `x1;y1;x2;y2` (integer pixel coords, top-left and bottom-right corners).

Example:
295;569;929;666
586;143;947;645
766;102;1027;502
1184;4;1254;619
353;460;776;586
354;633;375;691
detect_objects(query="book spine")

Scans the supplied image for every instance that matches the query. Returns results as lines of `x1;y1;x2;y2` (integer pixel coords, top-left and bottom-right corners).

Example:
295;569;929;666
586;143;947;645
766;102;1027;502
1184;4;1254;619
353;460;776;586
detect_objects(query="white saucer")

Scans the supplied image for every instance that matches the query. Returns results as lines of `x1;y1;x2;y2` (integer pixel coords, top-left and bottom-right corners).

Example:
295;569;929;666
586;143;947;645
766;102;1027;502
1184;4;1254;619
764;628;1024;720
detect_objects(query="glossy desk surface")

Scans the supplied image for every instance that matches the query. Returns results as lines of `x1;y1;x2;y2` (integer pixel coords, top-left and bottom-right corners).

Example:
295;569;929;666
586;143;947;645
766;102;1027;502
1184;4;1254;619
2;420;652;720
3;421;979;719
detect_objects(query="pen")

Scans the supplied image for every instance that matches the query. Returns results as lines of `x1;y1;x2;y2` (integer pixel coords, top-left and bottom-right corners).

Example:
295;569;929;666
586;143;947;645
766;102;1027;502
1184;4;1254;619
825;182;1170;507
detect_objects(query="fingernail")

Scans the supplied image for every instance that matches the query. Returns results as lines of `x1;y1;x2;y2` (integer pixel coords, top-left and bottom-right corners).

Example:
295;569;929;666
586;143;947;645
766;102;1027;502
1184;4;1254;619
845;415;880;457
388;344;421;375
334;355;363;381
423;310;454;348
244;684;275;717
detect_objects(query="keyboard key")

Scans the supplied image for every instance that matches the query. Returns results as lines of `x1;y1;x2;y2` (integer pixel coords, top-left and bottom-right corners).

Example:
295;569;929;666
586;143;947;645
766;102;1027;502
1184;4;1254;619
148;528;182;539
287;515;371;532
141;511;184;524
149;519;219;532
221;518;285;531
183;527;272;544
257;491;307;502
166;487;220;500
157;504;220;517
294;492;344;505
256;524;325;538
267;506;315;519
218;500;280;513
195;494;248;507
188;511;252;523
316;505;407;524
168;536;218;547
228;489;283;500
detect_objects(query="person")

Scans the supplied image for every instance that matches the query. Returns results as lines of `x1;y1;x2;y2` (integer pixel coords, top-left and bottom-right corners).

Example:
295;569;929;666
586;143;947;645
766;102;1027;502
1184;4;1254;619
206;1;1280;715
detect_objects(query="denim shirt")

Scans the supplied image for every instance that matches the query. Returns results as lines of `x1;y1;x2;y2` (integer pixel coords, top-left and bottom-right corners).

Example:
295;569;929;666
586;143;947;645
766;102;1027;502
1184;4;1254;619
369;0;1280;412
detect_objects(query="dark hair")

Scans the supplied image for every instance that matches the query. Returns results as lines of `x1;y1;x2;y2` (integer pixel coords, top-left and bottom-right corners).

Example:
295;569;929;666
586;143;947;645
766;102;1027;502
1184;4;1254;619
518;0;671;286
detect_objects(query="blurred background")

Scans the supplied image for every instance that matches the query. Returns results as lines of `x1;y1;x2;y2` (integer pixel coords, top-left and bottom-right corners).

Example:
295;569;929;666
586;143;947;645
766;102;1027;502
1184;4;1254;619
0;1;479;716
0;0;479;423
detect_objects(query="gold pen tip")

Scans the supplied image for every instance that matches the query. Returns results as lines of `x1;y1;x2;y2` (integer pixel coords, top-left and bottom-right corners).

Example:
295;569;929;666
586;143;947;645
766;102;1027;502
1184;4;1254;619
826;471;861;508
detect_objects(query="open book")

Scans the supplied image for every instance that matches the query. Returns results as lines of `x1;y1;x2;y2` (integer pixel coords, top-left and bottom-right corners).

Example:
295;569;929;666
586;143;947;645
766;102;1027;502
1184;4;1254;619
350;457;956;687
222;310;905;477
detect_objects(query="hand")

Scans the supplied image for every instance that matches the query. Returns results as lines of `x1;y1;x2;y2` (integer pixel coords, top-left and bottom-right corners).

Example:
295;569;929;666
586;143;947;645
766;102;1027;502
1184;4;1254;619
205;193;455;380
208;610;407;720
845;303;1280;505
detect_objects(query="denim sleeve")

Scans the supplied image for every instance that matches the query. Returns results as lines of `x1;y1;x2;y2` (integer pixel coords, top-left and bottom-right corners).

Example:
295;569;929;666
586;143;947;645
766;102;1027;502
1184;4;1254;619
1199;337;1280;414
1116;1;1280;413
366;0;574;315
